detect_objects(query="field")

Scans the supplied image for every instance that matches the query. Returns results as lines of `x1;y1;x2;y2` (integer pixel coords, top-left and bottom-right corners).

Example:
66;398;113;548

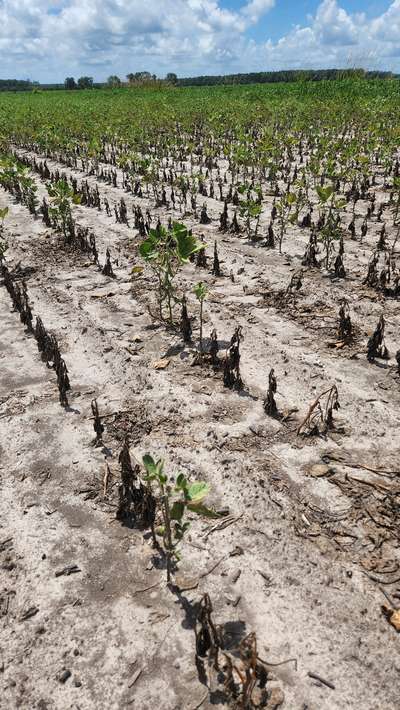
1;80;400;710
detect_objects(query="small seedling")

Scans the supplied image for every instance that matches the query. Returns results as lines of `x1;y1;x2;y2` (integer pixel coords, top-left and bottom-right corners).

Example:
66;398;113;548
142;455;217;584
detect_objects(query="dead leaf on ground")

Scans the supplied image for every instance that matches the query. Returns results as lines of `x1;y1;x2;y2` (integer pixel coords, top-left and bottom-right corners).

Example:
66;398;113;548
382;605;400;632
152;358;170;370
309;464;331;478
174;575;199;591
266;687;285;709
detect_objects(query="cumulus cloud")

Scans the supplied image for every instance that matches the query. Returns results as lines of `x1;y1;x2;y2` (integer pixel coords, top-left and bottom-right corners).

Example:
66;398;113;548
264;0;400;71
0;0;399;82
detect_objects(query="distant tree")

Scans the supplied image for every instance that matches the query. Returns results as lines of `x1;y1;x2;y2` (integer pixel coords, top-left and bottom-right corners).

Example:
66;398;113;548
64;77;76;90
77;76;93;89
166;73;178;85
106;75;121;88
126;71;153;84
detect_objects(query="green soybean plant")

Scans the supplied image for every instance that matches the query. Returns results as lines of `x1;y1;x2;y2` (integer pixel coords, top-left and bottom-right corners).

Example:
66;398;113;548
142;454;218;584
316;184;346;269
47;179;81;240
139;221;203;323
276;191;297;253
238;183;262;240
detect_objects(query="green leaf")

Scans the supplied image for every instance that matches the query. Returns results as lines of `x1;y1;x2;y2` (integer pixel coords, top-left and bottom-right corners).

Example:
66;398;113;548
131;265;144;275
142;454;159;478
173;223;203;262
170;501;185;521
286;192;296;206
0;207;9;220
175;473;188;493
139;236;158;260
193;281;207;302
186;481;210;503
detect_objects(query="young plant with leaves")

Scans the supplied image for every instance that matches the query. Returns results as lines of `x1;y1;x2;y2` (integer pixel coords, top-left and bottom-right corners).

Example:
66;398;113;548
47;179;81;240
316;183;346;269
276;191;297;253
139;222;203;323
142;455;217;584
237;183;262;241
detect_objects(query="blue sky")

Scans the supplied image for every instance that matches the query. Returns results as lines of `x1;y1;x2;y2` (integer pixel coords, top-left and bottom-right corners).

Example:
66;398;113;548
0;1;399;82
224;1;392;41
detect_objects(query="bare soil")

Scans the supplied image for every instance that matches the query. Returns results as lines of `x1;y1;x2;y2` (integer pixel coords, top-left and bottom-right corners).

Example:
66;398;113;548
1;149;400;710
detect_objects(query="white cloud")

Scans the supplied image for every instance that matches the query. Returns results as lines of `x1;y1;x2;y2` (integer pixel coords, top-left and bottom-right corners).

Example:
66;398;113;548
263;1;400;71
241;0;275;24
0;0;399;82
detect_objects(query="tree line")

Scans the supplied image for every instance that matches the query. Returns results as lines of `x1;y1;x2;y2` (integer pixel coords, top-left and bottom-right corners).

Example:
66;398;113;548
177;69;396;87
0;69;397;93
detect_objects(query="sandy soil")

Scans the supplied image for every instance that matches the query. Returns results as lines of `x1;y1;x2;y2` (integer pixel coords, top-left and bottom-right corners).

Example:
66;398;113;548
1;147;400;710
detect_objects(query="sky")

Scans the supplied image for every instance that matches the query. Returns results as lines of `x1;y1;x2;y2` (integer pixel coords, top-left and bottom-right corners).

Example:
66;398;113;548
0;0;399;83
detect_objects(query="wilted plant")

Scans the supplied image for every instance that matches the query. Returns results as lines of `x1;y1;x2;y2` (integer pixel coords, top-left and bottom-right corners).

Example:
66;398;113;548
195;594;270;708
264;368;278;417
209;328;219;367
367;315;389;362
212;241;221;276
142;455;217;583
193;281;208;352
200;203;211;224
180;295;192;343
91;399;104;446
223;327;243;390
338;299;352;342
297;385;340;436
301;230;319;267
0;206;9;264
286;269;303;295
102;247;115;277
195;593;222;683
117;438;156;535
